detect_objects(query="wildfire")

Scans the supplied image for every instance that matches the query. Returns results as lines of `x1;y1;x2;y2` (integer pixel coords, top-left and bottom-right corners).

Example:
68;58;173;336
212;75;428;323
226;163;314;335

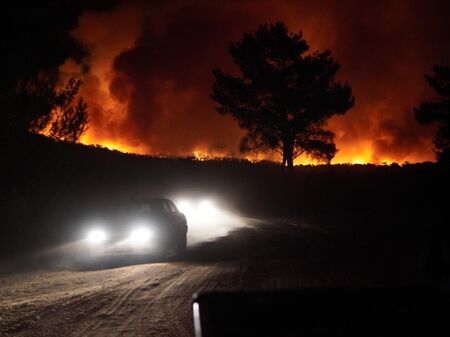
50;1;441;166
192;151;209;161
79;134;148;155
69;135;427;166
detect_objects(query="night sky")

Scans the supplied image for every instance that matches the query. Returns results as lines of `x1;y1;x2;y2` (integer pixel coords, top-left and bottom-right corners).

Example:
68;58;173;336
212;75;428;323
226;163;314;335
57;0;450;164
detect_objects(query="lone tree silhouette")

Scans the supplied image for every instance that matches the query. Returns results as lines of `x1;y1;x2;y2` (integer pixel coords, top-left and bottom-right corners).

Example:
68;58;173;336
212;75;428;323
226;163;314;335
212;22;354;168
415;65;450;163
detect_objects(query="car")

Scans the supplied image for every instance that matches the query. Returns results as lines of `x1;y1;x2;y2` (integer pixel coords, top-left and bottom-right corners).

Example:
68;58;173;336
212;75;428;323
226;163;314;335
73;198;188;267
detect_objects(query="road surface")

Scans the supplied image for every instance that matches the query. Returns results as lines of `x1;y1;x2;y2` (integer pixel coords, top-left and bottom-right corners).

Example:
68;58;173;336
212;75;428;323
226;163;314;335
0;218;411;336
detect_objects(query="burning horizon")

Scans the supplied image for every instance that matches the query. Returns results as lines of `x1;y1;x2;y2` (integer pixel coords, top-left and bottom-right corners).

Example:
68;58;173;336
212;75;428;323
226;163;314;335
57;0;450;164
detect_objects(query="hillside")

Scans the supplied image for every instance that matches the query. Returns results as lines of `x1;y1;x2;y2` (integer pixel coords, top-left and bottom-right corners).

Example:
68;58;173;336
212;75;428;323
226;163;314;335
1;135;448;255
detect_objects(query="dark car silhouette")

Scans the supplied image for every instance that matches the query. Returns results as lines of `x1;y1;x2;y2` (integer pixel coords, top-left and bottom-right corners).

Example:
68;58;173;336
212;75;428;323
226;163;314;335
74;198;188;266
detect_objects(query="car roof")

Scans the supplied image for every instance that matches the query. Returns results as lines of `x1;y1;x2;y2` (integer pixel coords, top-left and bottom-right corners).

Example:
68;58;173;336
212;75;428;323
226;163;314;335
127;198;173;204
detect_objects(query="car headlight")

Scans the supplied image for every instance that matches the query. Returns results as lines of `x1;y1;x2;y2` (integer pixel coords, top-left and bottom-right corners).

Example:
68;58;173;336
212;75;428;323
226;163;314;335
87;229;107;243
129;228;153;244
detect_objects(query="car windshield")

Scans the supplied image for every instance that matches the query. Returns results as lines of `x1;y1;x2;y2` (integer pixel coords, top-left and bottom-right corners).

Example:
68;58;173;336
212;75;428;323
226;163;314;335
126;200;167;213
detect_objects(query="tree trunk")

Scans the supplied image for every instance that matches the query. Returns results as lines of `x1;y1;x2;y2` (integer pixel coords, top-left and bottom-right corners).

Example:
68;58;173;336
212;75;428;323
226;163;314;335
282;141;294;172
286;155;294;169
282;153;287;168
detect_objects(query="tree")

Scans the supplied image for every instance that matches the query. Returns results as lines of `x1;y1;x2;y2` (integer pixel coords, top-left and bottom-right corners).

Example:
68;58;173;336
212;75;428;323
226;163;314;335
0;1;114;145
1;75;88;143
211;22;354;168
47;78;89;143
0;1;116;93
49;98;89;143
3;74;57;141
415;65;450;163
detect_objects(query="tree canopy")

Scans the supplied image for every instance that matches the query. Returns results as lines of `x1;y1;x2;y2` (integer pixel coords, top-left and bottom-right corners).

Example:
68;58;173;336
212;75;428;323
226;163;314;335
0;2;116;146
1;75;88;144
212;22;354;168
415;65;450;163
0;1;116;93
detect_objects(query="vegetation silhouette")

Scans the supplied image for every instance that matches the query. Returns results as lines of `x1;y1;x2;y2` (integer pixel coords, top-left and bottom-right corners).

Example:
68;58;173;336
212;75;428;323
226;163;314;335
0;1;116;93
47;79;89;143
415;65;450;163
1;75;88;144
212;22;354;169
0;1;117;149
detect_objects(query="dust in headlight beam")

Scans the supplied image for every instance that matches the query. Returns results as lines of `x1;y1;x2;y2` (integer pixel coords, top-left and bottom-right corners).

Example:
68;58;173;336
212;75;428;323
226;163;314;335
174;198;246;245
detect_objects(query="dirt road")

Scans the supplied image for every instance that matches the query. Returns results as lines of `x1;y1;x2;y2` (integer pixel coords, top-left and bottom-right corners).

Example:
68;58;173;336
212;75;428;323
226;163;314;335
0;218;411;336
0;262;241;336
